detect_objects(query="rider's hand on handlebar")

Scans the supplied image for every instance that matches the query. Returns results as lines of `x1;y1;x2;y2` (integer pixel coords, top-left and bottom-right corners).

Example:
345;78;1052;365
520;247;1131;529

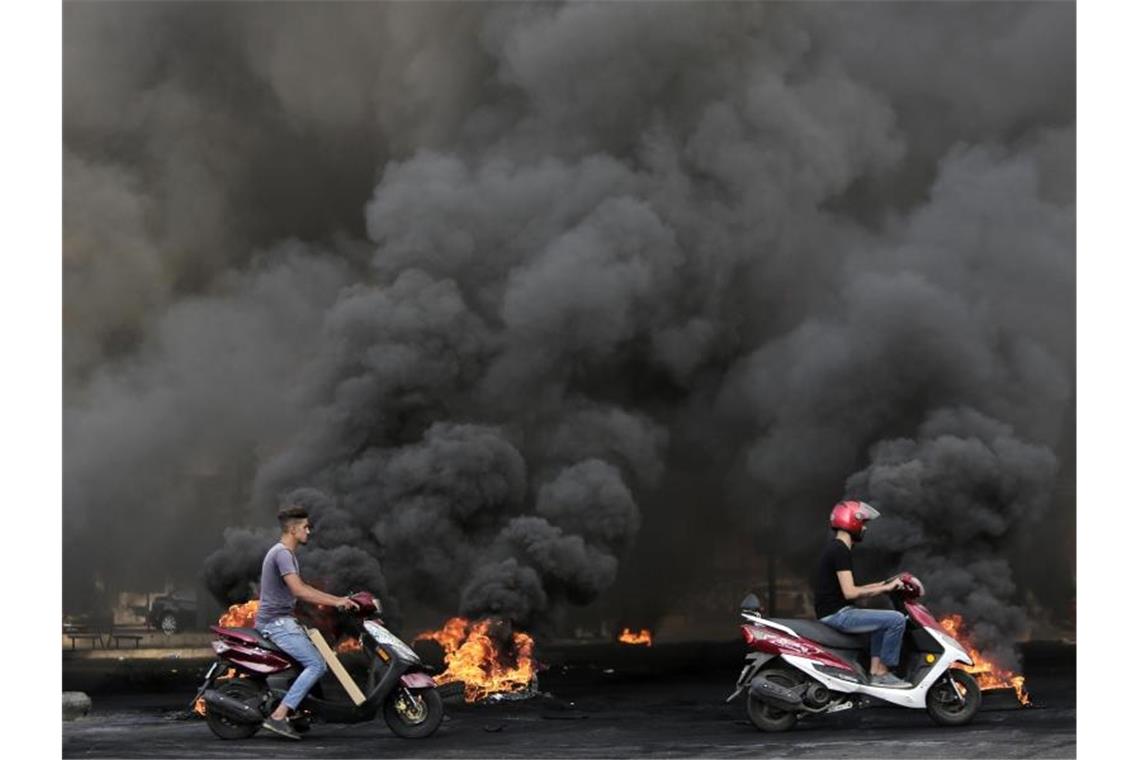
336;596;360;612
885;577;906;592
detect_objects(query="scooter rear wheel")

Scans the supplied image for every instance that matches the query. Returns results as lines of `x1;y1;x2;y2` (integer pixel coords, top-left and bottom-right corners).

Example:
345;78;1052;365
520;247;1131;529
205;678;265;740
926;669;981;726
746;668;801;733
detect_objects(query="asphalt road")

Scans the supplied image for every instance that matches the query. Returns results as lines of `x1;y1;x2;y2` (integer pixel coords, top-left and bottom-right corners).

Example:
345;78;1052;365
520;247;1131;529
62;667;1074;758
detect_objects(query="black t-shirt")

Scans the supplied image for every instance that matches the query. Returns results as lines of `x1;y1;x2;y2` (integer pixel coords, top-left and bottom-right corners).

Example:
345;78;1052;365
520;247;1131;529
812;538;854;619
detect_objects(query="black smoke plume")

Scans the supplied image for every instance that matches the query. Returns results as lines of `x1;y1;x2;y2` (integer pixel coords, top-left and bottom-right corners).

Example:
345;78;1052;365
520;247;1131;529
846;408;1058;666
64;3;1074;661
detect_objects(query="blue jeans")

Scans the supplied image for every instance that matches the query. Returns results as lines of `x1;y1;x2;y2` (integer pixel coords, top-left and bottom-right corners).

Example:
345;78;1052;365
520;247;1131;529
259;616;328;711
819;606;907;667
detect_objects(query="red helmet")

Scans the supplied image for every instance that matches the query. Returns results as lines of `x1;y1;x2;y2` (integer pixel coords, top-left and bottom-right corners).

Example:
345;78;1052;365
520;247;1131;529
829;500;881;542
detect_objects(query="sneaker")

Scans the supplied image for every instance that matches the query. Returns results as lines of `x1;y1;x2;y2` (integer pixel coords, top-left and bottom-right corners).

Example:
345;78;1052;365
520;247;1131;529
871;673;910;688
261;716;302;740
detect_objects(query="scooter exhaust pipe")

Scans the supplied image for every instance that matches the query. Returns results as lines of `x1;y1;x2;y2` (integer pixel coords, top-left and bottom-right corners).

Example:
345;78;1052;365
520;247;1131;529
202;689;263;724
748;675;805;712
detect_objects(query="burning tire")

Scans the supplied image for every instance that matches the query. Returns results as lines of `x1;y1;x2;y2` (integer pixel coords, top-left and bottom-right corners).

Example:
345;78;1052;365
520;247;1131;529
205;679;264;740
926;669;981;727
435;681;466;704
382;687;443;739
746;668;801;733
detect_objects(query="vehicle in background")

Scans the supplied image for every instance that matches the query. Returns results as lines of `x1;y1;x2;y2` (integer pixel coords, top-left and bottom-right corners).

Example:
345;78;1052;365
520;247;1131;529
148;589;198;635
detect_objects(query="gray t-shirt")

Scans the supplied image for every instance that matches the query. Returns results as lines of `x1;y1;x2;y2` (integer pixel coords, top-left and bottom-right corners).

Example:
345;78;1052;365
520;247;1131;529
255;542;300;628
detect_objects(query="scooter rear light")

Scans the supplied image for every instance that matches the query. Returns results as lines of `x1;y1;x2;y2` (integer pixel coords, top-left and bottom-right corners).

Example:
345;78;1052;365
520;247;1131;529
211;640;231;655
741;625;783;654
741;625;765;646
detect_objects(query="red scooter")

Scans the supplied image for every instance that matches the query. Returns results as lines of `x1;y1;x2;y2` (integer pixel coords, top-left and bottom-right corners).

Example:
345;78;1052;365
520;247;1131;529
727;573;982;731
192;591;443;740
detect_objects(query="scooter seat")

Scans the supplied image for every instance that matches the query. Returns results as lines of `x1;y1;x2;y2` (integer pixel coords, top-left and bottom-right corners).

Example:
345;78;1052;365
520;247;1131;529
768;618;870;650
220;626;285;653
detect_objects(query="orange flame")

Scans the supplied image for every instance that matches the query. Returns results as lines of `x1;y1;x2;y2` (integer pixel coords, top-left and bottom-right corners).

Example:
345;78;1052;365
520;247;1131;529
217;600;259;628
214;599;357;650
618;628;653;646
193;668;237;717
938;614;1031;705
336;637;363;654
415;617;536;702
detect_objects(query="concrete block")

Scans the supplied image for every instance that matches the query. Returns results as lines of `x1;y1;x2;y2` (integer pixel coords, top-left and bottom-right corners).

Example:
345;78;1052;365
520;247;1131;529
63;691;92;721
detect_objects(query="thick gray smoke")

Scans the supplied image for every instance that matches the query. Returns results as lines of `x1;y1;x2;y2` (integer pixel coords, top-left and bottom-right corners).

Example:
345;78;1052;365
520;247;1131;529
202;486;398;621
64;2;1074;658
846;408;1058;666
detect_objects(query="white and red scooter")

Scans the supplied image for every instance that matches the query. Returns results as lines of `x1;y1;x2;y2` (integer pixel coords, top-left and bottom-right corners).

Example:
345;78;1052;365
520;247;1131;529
726;573;981;731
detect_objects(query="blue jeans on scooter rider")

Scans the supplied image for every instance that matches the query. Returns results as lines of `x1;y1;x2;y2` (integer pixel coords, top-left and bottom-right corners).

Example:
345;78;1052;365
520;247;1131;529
253;505;360;740
812;500;908;688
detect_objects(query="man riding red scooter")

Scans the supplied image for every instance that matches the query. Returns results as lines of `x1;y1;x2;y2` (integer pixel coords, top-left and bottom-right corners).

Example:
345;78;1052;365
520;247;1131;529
193;504;444;742
814;500;908;687
255;505;360;739
727;500;982;731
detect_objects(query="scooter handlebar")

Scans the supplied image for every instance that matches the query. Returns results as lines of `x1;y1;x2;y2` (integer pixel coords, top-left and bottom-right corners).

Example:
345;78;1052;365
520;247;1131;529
345;590;382;615
893;572;924;599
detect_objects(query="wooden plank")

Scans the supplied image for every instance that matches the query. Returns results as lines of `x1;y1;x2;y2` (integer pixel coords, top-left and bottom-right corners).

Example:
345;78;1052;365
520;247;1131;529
305;627;366;705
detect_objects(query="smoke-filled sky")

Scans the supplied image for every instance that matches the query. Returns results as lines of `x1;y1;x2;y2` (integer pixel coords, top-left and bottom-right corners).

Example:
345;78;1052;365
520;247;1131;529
63;1;1074;661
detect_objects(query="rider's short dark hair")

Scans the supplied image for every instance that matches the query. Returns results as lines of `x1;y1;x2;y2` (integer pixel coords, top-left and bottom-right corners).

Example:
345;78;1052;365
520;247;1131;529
277;505;309;531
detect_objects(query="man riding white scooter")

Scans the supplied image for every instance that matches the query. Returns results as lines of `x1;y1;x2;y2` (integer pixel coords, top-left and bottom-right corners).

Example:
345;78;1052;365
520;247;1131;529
728;499;981;731
813;500;908;687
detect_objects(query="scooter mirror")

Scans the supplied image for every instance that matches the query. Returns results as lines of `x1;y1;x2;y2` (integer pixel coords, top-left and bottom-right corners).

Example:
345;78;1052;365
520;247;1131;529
740;593;762;613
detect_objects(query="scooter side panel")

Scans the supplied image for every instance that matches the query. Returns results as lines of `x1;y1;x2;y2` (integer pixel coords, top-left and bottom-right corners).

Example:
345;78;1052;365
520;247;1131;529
741;625;858;672
211;639;294;674
781;655;926;709
780;626;968;710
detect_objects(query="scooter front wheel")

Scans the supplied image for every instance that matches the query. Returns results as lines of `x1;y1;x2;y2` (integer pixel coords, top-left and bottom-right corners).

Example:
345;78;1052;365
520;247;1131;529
383;687;444;739
926;669;981;726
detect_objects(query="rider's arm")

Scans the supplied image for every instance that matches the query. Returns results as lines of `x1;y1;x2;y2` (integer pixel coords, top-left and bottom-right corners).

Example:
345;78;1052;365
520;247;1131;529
836;570;903;601
283;573;358;609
